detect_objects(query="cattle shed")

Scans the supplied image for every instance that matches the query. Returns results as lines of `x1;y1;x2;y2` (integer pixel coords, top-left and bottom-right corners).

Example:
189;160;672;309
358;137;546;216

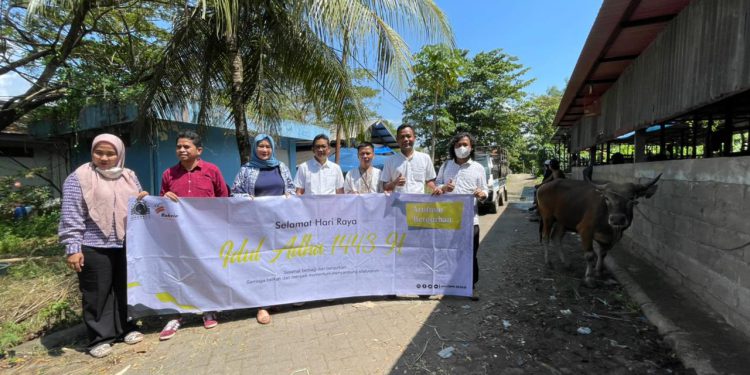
553;0;750;338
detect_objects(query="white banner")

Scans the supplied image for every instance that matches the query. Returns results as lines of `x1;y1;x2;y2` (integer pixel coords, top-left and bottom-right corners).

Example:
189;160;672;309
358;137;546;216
126;194;473;316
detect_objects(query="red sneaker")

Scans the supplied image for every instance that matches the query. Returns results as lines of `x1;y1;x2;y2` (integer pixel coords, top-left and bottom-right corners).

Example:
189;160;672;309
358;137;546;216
159;319;181;341
203;312;218;329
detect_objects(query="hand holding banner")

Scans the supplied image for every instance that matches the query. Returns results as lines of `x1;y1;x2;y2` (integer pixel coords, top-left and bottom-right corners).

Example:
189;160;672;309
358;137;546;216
126;193;474;316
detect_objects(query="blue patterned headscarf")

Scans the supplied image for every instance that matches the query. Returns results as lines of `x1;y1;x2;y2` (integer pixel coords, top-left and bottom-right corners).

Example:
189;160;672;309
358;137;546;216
247;134;280;169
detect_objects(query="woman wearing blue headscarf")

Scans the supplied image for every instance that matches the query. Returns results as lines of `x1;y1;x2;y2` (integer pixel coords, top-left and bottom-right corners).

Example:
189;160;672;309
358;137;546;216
231;134;296;197
230;134;295;324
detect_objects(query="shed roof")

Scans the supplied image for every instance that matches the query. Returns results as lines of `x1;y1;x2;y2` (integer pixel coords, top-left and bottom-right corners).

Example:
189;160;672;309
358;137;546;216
368;120;398;148
553;0;692;128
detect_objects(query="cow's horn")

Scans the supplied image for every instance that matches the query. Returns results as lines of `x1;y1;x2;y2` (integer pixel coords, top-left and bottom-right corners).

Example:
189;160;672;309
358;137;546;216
642;173;662;188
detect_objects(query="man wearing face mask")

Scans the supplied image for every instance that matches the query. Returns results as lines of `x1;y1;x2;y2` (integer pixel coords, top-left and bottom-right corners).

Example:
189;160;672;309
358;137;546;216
436;132;488;299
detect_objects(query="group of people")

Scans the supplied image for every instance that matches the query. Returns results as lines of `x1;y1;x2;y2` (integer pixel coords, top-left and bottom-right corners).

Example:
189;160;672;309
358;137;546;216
59;124;489;358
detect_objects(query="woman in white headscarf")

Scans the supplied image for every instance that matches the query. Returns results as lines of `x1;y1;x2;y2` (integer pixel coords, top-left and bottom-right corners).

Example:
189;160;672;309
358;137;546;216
59;134;148;358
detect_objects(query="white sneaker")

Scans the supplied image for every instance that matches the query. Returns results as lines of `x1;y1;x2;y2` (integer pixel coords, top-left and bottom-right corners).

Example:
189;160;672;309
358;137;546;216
123;330;144;344
89;343;112;358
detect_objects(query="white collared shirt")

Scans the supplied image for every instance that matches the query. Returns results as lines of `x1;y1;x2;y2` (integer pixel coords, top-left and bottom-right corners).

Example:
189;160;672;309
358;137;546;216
294;158;344;195
436;159;488;225
344;167;382;194
379;151;436;194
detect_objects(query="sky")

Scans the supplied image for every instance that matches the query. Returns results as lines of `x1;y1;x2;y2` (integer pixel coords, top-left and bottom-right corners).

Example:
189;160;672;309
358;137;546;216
1;1;602;124
375;0;603;125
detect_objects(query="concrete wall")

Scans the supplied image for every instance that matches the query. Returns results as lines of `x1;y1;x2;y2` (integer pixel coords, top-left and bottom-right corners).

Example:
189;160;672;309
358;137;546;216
0;140;69;196
573;156;750;337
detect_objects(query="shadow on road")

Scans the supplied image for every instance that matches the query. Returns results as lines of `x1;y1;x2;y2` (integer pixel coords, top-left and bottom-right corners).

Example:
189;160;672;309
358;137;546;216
385;176;688;374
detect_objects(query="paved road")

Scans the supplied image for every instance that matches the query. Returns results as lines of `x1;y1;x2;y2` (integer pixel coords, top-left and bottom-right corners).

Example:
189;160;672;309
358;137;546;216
8;179;519;375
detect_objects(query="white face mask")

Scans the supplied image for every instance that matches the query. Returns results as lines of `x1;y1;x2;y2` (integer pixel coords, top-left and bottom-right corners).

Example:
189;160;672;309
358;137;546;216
454;146;471;159
96;167;124;179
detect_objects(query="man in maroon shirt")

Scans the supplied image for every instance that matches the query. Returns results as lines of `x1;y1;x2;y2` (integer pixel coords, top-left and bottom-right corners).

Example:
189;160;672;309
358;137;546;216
160;131;229;199
158;130;228;340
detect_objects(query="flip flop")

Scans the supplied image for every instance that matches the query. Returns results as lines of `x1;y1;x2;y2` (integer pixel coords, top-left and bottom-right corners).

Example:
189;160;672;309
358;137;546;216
256;308;271;325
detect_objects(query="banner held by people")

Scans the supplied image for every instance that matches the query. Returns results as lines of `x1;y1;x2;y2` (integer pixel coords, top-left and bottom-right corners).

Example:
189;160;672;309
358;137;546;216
126;194;474;316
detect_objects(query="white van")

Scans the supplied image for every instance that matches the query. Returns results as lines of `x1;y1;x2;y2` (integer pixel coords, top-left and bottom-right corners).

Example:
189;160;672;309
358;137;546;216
474;153;507;214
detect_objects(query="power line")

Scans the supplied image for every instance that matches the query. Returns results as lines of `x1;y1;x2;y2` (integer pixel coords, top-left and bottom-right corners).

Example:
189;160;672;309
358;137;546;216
330;46;406;107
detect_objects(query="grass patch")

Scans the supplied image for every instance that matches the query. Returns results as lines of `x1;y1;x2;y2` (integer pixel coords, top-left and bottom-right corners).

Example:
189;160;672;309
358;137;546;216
0;258;80;357
0;213;62;258
0;212;81;357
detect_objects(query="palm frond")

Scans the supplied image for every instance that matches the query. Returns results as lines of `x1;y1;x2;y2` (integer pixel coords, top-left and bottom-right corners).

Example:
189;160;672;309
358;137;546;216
238;1;366;137
135;9;228;138
303;0;453;91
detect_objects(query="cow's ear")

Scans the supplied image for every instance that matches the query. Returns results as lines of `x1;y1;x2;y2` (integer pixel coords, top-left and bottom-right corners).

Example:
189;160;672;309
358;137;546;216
638;184;658;198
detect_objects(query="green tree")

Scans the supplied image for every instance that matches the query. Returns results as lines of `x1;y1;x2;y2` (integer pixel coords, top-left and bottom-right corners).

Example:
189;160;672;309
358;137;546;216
132;1;360;163
520;86;563;174
333;68;382;162
450;50;532;153
403;48;532;162
0;168;54;221
13;1;453;164
0;0;168;131
406;44;465;160
136;0;454;163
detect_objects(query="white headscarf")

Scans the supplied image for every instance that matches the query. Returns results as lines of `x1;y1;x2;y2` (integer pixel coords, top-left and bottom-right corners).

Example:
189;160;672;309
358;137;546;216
75;134;140;240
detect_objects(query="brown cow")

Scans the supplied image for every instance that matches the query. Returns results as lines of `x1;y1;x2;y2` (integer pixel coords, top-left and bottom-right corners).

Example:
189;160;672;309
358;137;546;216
536;167;660;286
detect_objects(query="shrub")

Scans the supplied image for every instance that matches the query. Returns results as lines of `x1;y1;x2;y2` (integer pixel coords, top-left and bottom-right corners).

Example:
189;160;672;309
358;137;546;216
0;168;56;221
0;322;28;355
0;214;62;258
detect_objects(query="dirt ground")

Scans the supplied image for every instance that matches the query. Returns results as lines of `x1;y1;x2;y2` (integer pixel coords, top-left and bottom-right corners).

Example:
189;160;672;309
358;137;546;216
390;174;691;374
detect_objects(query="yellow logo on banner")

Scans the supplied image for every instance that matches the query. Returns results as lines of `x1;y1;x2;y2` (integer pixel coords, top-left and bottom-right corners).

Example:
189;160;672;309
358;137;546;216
406;202;463;230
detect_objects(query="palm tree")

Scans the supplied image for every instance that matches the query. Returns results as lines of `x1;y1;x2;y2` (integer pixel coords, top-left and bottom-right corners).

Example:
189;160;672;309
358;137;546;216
304;0;454;162
134;1;361;163
26;1;454;164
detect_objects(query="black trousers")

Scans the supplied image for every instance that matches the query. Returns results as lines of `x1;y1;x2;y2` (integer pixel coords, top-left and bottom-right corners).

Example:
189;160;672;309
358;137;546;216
473;224;480;285
77;245;131;348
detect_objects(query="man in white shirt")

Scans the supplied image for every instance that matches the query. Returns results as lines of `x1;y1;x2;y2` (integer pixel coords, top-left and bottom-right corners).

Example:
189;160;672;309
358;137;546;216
344;142;382;194
436;132;487;298
295;134;344;195
380;125;442;195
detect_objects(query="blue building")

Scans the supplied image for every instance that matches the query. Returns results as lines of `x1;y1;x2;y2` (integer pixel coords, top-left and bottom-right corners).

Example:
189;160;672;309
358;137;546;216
30;103;330;194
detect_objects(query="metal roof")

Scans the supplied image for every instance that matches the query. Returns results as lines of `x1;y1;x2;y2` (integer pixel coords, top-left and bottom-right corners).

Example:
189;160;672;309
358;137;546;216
553;0;692;128
368;120;398;148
